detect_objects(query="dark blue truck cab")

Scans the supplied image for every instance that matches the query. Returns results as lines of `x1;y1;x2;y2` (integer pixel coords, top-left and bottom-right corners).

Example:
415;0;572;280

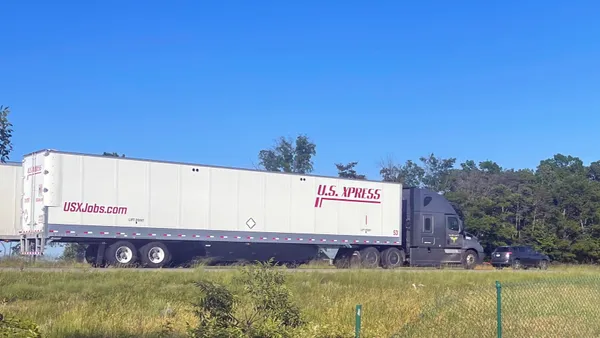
402;187;485;269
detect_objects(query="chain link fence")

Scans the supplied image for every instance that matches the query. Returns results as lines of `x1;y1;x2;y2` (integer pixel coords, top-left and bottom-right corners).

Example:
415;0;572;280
389;275;600;338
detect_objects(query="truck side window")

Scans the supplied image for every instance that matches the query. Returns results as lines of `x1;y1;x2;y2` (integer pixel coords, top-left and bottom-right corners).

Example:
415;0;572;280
447;217;460;231
423;216;433;233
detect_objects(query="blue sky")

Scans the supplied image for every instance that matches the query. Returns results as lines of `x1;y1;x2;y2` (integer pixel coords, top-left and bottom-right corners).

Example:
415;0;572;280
2;0;600;181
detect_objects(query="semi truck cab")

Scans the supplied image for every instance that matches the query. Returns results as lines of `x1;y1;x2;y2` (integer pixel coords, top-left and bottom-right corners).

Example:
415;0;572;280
402;187;484;269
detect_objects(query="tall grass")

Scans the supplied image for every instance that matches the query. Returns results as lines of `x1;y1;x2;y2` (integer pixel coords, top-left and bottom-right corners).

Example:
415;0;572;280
1;262;600;337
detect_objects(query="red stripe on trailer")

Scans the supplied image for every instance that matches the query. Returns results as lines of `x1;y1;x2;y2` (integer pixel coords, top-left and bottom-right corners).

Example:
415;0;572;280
100;231;110;235
163;234;171;237
178;234;186;237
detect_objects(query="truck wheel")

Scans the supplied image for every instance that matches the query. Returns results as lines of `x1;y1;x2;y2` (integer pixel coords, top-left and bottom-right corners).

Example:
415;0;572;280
85;244;98;266
380;247;405;269
139;242;171;268
359;247;380;269
538;259;548;270
462;249;478;270
105;241;138;267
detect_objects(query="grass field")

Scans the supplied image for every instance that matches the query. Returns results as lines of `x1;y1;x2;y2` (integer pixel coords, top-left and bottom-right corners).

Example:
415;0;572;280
1;259;600;337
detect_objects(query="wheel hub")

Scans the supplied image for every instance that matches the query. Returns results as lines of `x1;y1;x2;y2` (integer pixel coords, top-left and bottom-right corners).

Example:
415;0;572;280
148;247;165;264
390;252;400;265
115;246;133;264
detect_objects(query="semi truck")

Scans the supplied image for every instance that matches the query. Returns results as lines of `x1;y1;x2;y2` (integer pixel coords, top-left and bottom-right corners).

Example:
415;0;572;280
18;149;485;269
0;162;22;242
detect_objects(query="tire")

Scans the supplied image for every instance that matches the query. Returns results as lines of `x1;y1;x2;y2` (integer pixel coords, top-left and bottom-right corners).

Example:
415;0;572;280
84;244;98;266
139;242;172;268
380;247;405;269
462;250;478;270
538;259;549;270
512;259;522;270
359;247;380;269
105;241;138;267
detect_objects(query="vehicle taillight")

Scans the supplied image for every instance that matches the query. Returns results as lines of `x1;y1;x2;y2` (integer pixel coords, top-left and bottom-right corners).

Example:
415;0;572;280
506;252;512;256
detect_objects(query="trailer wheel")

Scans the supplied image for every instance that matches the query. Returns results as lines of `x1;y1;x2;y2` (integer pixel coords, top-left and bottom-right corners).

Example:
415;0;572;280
105;241;138;267
85;244;98;266
380;247;405;269
139;242;171;268
359;247;380;269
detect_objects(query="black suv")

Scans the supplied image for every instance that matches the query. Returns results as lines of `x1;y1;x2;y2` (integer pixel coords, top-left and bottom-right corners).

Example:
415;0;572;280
491;245;550;270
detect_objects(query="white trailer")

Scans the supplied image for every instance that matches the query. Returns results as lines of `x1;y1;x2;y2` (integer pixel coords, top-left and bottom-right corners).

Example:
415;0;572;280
0;162;22;242
19;149;484;269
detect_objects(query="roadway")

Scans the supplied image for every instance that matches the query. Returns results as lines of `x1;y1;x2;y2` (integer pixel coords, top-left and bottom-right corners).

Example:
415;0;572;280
0;266;555;273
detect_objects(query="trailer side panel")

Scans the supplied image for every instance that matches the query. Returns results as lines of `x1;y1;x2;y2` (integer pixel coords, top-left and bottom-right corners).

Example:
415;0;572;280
0;162;22;239
32;151;401;242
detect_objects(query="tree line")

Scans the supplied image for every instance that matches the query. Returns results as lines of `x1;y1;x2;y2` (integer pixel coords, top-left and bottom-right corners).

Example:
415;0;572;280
259;135;600;263
2;107;600;263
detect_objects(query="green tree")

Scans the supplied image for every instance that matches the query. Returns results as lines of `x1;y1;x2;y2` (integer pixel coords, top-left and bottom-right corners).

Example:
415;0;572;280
419;153;457;193
379;157;425;186
258;135;316;174
0;105;13;163
335;161;366;179
60;242;86;262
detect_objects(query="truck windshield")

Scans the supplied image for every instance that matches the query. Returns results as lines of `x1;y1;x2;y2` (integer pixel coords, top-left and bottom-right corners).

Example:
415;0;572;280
495;247;510;252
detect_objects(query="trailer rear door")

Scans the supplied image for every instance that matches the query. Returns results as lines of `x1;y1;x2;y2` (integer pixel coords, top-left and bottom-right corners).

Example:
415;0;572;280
22;152;46;233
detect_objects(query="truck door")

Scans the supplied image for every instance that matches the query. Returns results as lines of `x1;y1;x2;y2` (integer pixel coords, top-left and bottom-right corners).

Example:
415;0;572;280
444;215;464;263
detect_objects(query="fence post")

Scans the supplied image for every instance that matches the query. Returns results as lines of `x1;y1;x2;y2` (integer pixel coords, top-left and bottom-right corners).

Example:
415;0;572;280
496;281;502;338
355;304;362;338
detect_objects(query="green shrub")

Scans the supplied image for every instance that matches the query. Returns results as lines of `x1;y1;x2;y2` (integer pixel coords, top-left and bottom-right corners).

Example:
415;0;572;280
0;313;42;338
186;260;305;338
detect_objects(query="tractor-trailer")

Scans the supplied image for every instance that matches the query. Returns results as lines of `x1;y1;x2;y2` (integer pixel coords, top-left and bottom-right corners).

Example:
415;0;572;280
0;162;22;242
19;149;484;269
